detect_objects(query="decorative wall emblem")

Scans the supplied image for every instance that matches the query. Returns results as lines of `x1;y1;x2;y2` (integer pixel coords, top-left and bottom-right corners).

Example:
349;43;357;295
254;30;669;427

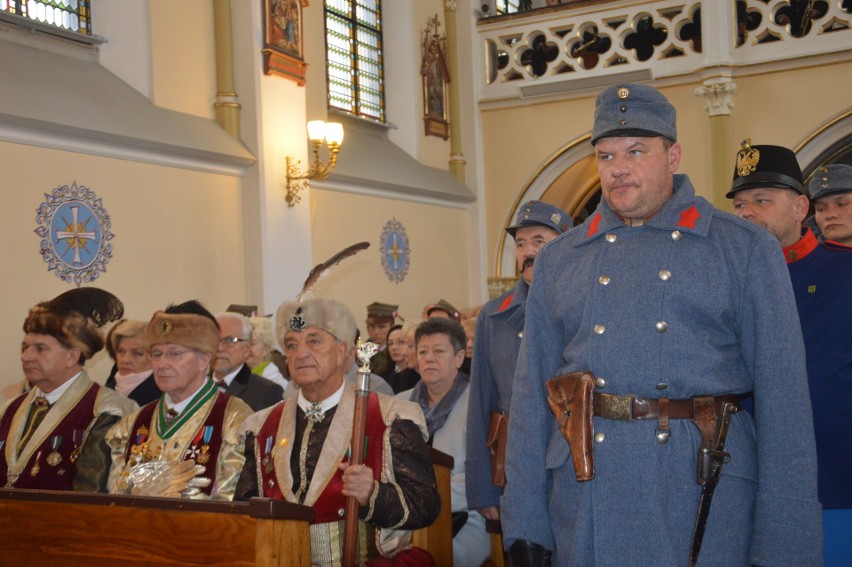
380;219;411;284
34;181;115;286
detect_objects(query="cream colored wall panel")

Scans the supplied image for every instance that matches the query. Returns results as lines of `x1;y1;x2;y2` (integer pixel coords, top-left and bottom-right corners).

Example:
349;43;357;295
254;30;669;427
308;189;473;331
149;0;217;119
731;62;852;159
0;142;246;396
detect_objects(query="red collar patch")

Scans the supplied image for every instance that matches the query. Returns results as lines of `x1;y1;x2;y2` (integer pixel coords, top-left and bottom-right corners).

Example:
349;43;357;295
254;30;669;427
783;228;818;263
586;212;602;238
498;293;514;312
677;206;700;229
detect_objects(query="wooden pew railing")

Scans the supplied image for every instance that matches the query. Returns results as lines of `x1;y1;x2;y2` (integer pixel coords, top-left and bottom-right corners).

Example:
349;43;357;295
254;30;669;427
0;448;454;566
0;489;313;566
413;447;454;566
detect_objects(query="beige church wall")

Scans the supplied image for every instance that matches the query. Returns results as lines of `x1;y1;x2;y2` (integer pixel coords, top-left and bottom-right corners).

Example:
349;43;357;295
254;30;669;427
308;188;473;329
728;60;852;174
0;141;247;397
148;0;217;119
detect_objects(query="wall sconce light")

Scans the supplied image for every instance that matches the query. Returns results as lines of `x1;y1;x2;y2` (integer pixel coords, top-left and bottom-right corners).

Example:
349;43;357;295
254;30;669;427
285;120;344;207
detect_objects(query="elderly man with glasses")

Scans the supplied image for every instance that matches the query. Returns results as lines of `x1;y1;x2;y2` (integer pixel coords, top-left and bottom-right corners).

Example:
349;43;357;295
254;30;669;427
213;312;283;412
105;301;252;500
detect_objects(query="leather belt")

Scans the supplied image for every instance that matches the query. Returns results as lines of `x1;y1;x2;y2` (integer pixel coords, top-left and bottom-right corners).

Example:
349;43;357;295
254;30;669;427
593;393;741;421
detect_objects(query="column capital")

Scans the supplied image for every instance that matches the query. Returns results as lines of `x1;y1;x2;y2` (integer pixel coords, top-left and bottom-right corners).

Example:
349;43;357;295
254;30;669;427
695;77;737;117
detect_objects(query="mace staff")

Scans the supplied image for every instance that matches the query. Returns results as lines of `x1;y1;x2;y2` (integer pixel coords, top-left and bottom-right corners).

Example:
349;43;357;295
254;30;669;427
342;339;377;567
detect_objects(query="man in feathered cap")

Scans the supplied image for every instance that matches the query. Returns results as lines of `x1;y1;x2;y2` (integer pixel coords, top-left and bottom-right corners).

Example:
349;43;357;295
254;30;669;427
105;300;252;500
236;298;440;566
1;287;137;491
501;83;821;566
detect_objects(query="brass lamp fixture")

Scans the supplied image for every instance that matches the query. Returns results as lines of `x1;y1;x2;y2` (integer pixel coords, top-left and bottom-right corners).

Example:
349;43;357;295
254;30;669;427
285;120;344;207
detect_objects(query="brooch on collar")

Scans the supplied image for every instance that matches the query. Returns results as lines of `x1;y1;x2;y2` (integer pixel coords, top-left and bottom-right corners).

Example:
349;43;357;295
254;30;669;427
305;402;324;423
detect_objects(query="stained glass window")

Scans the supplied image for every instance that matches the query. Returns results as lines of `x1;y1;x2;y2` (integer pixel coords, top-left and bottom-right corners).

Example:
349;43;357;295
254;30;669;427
325;0;384;122
1;0;91;35
496;1;522;16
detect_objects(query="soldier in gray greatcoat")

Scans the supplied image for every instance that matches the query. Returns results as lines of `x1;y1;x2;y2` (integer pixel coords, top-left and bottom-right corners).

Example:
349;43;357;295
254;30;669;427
465;200;571;521
501;83;822;566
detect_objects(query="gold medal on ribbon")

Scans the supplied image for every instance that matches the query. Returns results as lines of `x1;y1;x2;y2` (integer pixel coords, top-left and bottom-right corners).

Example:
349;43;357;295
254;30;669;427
197;445;211;465
47;436;62;467
30;451;42;477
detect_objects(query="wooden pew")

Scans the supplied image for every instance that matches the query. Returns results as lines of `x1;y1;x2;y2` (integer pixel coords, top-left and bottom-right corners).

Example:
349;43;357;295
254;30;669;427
413;447;454;567
0;447;454;566
0;489;313;566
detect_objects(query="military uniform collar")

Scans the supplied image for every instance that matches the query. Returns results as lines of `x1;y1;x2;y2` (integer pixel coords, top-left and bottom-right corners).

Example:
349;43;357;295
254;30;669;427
580;174;714;244
783;228;818;263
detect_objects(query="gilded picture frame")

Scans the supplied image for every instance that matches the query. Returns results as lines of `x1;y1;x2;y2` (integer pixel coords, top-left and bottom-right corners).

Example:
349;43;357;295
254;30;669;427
421;15;450;140
262;0;309;85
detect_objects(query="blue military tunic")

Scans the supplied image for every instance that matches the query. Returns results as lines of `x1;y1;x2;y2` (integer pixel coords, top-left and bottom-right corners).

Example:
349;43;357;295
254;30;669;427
786;230;852;510
465;278;528;510
502;175;822;566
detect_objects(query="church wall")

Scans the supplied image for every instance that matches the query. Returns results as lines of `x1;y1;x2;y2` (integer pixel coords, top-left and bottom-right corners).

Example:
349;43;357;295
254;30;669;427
149;0;218;119
729;60;852;171
309;189;474;328
0;141;247;392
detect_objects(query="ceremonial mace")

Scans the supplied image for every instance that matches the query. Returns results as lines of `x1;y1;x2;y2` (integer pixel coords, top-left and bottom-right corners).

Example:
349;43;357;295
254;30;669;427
343;339;378;567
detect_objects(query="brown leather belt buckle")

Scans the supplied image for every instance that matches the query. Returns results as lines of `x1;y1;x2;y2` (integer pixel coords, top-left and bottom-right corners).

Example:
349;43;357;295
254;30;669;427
597;393;634;420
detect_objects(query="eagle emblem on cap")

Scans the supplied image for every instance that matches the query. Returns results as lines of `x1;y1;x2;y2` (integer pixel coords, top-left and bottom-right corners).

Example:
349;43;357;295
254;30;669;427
161;320;172;336
617;87;630;99
736;138;760;177
551;213;562;224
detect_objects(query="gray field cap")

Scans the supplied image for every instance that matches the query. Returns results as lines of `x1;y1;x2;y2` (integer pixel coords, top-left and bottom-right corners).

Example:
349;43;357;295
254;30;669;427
809;164;852;202
591;83;677;145
506;200;572;237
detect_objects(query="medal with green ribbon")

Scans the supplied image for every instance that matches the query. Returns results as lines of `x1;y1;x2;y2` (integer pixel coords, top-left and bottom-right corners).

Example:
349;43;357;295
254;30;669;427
46;436;62;467
156;379;217;440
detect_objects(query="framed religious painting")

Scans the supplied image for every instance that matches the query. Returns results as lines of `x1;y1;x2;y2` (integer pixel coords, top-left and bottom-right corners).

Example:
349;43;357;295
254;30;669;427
421;14;450;140
262;0;309;85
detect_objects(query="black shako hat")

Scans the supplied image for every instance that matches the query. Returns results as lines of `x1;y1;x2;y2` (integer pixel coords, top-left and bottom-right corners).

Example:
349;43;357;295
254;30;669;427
727;139;805;199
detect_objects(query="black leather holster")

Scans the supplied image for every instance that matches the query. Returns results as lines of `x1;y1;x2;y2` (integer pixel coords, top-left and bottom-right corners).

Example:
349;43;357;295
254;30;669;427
508;540;553;567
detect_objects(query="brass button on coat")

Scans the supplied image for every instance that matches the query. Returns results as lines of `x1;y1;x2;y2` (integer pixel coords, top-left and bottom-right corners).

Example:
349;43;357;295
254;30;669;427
594;324;606;335
599;275;611;285
605;233;617;243
656;383;668;390
658;270;672;281
655;321;668;333
595;377;606;389
594;432;605;443
671;230;683;241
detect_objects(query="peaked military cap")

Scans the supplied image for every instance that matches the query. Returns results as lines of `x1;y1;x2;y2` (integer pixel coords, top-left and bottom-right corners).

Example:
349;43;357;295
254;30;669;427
366;302;398;321
506;200;573;237
424;299;460;320
591;83;677;145
809;164;852;202
726;139;804;199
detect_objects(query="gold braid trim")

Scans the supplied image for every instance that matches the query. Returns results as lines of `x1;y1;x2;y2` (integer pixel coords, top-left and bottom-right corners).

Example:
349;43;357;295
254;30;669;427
294;421;314;503
364;479;380;522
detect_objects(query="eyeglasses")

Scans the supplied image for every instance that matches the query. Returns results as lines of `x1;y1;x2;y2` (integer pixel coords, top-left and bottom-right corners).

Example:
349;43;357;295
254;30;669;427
218;336;248;347
149;349;194;362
